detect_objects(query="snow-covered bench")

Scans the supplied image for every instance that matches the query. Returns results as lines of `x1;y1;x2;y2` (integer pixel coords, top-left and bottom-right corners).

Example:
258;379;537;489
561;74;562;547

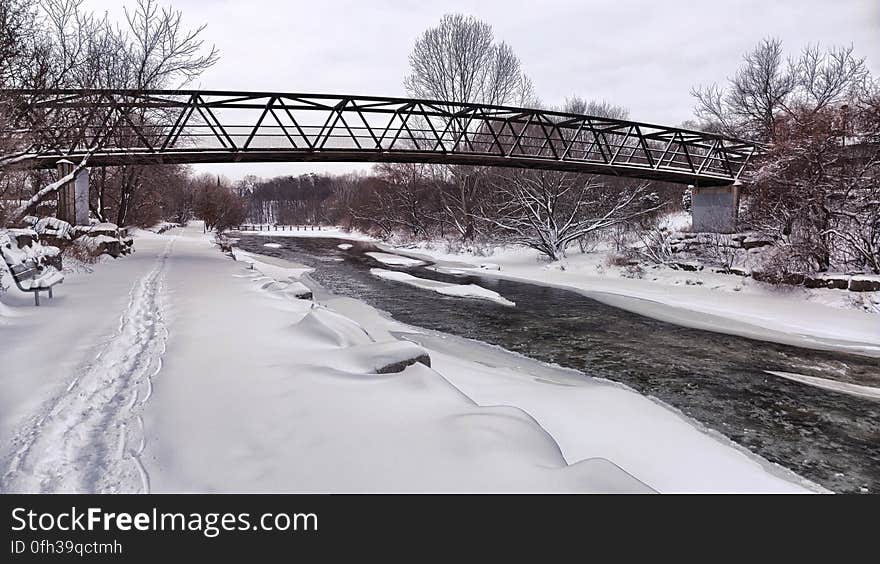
1;234;64;306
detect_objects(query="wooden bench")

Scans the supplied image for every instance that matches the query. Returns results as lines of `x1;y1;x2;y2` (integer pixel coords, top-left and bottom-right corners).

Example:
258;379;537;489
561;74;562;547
1;238;64;306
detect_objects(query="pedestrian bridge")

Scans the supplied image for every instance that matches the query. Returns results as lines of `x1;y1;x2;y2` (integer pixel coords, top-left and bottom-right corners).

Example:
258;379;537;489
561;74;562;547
4;89;756;187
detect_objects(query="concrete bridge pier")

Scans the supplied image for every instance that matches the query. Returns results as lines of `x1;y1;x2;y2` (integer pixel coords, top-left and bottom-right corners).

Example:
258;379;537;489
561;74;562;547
55;160;90;226
691;183;740;233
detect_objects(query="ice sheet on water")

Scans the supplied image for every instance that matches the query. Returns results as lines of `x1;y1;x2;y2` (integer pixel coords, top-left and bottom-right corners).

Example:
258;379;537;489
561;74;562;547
365;252;425;267
370;268;515;307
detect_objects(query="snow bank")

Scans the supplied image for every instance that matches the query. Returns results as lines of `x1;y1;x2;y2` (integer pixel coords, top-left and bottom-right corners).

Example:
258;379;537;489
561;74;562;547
290;307;373;348
242;270;312;299
228;249;315;300
365;252;426;267
371;268;515;307
235;249;313;281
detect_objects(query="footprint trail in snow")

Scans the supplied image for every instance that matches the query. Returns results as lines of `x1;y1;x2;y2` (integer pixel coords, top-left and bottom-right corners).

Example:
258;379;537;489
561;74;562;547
1;240;173;493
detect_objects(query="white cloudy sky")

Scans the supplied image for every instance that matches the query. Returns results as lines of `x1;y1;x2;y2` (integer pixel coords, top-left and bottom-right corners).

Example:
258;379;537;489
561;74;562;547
87;0;879;180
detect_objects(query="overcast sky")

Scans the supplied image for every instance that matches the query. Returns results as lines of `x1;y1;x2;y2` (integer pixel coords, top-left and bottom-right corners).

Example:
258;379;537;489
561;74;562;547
88;0;879;181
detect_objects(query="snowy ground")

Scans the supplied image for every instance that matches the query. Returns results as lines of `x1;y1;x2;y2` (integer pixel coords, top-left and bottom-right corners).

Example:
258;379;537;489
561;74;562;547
0;222;820;493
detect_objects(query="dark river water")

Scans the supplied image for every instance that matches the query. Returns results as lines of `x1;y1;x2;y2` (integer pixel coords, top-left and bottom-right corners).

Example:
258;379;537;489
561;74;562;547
235;234;880;493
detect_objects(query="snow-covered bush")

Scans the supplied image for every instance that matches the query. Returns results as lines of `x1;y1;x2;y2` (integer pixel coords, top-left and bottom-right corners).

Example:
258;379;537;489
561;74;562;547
605;254;630;267
633;221;676;265
621;263;645;279
751;246;811;286
442;236;493;257
702;233;741;270
64;239;102;266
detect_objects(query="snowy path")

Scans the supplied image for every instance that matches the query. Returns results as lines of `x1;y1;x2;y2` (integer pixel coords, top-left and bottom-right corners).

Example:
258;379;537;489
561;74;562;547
1;240;172;493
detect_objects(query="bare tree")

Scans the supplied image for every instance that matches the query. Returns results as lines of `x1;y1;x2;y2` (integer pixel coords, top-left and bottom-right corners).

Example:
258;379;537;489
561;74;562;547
404;13;533;241
124;0;218;89
692;38;868;142
693;38;795;141
466;95;661;262
98;0;218;226
1;0;218;226
0;0;39;87
358;163;440;239
564;96;629;120
192;174;246;232
404;13;530;108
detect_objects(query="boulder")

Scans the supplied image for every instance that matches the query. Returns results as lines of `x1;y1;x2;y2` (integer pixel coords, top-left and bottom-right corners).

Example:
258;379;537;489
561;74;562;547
71;222;133;258
286;281;313;300
849;275;880;292
33;217;73;240
716;267;750;277
741;236;774;250
369;342;432;374
7;228;37;248
752;270;805;285
671;261;703;272
74;234;124;257
804;273;849;290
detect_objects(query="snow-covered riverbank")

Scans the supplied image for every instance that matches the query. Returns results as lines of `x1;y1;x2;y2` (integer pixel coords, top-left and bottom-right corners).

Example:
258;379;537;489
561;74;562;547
240;226;880;358
371;242;880;358
0;223;818;493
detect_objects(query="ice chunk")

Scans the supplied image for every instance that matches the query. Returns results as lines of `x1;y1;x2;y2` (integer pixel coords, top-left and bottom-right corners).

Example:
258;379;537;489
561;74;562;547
371;268;515;307
365;252;425;267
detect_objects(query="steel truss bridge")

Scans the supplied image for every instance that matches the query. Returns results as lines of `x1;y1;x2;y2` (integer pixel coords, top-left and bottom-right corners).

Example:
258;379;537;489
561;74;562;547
2;90;757;186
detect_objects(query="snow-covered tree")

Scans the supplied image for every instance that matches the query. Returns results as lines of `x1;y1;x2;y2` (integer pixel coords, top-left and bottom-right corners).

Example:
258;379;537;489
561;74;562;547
478;170;662;262
692;38;876;274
